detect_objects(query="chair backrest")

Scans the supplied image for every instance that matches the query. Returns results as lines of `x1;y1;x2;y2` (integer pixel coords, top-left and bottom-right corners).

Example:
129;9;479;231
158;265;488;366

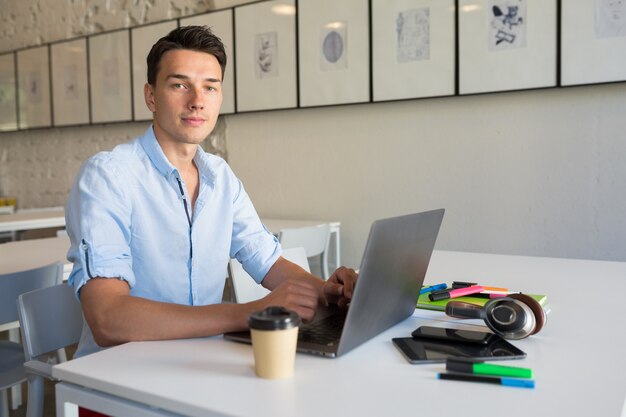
17;283;84;361
229;247;310;303
278;224;331;258
0;263;62;325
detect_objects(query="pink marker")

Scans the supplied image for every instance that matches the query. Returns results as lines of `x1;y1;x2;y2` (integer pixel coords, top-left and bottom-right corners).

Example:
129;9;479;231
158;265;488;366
429;285;484;301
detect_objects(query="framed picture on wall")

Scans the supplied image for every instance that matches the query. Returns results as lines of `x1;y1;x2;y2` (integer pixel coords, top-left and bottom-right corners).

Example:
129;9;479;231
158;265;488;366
131;20;178;121
0;52;18;132
234;0;297;112
561;0;626;86
88;29;133;124
459;0;557;94
181;9;236;115
17;45;52;129
51;38;90;127
298;0;370;107
372;0;455;102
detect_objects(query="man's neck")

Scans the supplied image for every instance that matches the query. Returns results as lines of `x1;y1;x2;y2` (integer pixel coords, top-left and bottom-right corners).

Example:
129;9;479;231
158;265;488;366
153;129;198;175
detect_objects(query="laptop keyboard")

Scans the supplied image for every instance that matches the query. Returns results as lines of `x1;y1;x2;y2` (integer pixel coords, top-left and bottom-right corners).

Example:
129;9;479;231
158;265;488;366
299;313;346;346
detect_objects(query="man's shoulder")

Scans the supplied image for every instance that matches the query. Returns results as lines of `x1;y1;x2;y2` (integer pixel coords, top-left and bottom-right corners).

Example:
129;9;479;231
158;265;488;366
85;138;144;167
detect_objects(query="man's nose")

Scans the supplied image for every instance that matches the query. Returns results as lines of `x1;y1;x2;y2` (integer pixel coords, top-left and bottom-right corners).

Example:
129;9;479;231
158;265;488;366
188;88;204;110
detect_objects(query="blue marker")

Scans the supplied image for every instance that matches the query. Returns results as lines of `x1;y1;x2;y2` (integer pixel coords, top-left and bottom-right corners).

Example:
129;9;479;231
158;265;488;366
438;373;535;389
419;283;447;295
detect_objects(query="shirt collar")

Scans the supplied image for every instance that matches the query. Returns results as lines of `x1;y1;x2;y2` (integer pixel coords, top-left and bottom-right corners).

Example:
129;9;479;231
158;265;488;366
139;125;217;186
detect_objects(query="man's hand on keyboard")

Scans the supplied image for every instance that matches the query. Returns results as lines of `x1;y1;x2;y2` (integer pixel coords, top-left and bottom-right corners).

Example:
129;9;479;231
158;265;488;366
322;266;358;309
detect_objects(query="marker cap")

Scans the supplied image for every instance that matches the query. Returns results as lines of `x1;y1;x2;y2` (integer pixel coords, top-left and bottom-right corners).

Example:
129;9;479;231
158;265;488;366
501;377;535;388
429;289;451;301
446;358;533;379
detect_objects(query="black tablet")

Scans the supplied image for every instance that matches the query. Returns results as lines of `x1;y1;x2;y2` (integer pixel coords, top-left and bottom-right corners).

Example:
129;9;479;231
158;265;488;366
392;336;526;364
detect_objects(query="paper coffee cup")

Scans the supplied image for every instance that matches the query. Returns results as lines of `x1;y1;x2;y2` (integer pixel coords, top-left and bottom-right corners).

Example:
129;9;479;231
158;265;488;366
249;306;301;379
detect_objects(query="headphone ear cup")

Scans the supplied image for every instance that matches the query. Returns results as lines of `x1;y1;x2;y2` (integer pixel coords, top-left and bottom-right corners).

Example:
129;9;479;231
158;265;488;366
508;293;546;335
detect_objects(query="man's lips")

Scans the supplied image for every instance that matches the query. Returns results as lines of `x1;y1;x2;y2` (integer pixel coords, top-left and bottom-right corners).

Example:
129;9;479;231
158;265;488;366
181;116;206;126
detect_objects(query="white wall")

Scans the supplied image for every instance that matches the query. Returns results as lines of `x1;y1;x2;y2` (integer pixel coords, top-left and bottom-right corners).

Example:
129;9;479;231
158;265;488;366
1;0;625;267
227;84;626;267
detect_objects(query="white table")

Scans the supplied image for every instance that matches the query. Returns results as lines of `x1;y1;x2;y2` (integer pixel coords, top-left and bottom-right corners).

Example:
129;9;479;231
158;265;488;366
0;209;65;233
0;219;339;277
0;235;71;277
53;250;626;417
262;218;341;276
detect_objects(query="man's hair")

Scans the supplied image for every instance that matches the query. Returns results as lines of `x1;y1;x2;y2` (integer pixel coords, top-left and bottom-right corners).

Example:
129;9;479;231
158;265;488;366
146;25;226;85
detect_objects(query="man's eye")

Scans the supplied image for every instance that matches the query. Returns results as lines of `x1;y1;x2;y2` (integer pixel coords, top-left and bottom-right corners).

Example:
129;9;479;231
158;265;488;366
173;83;186;89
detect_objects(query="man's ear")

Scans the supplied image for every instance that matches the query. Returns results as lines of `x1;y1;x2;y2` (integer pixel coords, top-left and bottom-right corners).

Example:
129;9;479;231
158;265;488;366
144;83;156;113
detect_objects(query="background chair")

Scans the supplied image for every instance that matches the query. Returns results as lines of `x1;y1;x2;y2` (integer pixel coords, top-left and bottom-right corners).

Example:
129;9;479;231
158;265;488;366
17;283;84;417
0;263;62;417
229;247;310;303
279;224;331;279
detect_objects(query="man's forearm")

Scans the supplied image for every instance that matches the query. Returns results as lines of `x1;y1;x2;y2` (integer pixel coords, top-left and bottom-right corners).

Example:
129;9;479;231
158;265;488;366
80;278;257;347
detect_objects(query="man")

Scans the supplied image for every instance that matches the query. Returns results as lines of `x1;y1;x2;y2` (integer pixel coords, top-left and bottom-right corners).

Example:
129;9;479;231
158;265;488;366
66;25;357;359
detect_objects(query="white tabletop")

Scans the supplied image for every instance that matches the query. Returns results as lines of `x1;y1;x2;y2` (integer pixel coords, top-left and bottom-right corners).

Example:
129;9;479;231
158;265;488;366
0;218;339;274
0;235;71;276
0;209;65;233
53;250;626;417
261;218;340;232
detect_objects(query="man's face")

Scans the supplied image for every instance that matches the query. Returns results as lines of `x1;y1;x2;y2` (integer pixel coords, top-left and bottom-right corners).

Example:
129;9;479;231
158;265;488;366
144;49;223;147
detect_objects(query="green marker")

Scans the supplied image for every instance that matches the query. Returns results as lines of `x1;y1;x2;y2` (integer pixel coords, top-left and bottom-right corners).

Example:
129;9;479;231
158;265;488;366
446;358;533;379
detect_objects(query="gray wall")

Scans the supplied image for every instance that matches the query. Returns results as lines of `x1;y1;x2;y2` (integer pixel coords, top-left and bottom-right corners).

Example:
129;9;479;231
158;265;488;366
1;0;625;268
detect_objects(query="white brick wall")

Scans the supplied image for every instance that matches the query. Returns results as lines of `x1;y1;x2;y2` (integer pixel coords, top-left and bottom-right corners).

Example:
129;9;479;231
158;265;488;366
0;0;234;208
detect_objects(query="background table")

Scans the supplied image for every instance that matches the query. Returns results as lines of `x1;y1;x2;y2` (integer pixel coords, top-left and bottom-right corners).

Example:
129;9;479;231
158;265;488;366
53;250;626;417
0;209;65;233
0;235;71;277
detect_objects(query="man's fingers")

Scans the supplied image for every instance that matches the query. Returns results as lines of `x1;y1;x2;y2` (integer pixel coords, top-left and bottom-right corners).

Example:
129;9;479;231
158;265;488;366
324;281;344;296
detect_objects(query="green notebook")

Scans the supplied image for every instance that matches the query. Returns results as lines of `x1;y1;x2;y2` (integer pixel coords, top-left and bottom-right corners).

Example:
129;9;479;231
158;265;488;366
416;293;548;312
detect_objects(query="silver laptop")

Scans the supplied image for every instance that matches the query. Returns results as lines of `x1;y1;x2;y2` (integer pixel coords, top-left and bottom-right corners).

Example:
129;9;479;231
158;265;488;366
224;208;445;357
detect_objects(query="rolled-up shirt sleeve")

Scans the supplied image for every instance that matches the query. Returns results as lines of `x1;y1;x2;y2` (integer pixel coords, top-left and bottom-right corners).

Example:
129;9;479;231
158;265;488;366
228;172;281;284
66;154;136;296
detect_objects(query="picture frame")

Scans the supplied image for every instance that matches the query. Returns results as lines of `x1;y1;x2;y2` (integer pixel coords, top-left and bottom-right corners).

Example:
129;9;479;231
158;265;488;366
561;0;626;86
51;38;90;127
298;0;370;107
458;0;557;95
88;29;133;124
234;0;297;112
17;45;52;129
0;52;18;132
131;20;178;121
181;9;236;115
371;0;455;102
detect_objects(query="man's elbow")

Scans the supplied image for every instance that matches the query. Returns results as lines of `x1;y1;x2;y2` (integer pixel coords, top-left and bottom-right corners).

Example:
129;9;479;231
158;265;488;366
86;314;126;347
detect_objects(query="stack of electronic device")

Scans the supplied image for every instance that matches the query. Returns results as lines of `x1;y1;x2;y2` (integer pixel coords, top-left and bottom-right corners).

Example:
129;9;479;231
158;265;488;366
392;325;526;364
393;326;536;388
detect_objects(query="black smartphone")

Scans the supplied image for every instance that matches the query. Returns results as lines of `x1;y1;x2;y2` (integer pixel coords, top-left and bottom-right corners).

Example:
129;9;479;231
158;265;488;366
411;326;498;345
392;336;526;364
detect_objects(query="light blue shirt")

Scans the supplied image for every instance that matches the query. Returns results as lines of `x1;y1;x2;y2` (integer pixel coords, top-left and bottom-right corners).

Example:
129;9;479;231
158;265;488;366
66;126;281;356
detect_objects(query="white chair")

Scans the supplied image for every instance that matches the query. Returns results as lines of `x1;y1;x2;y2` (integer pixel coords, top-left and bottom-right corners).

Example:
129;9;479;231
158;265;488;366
229;247;310;303
17;283;84;417
279;224;331;279
0;263;62;417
